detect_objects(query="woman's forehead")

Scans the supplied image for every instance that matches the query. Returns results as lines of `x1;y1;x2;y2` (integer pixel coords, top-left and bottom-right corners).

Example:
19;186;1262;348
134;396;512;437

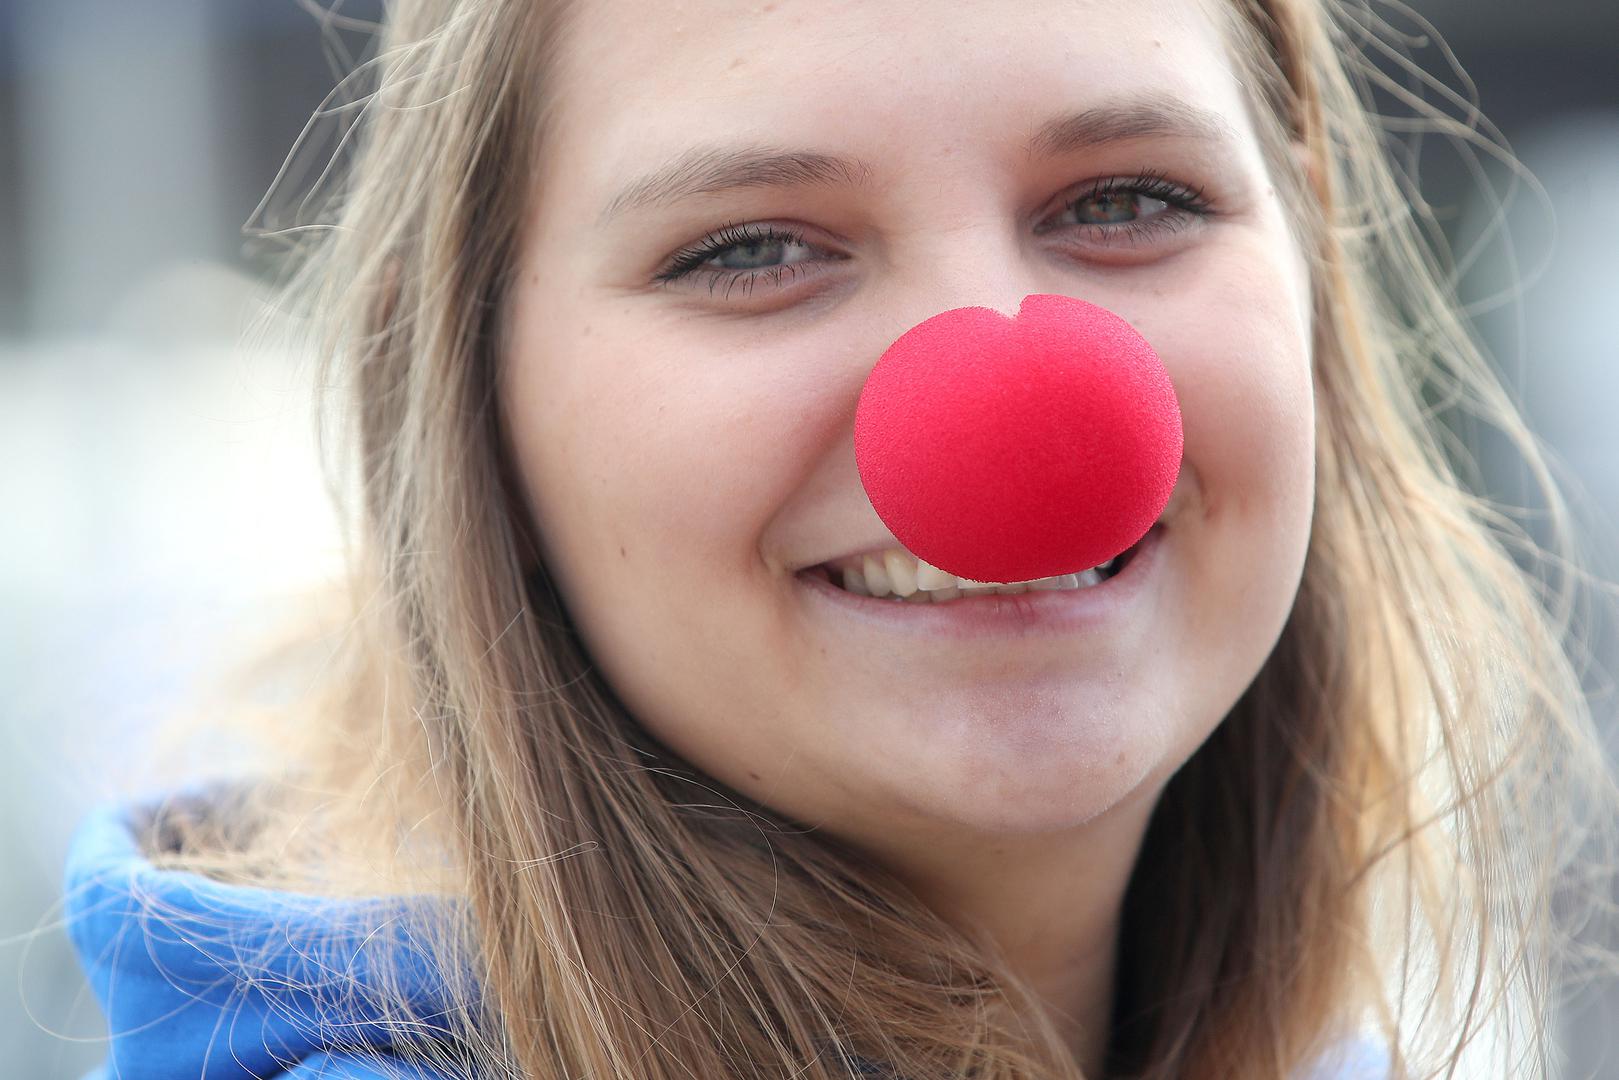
544;0;1255;195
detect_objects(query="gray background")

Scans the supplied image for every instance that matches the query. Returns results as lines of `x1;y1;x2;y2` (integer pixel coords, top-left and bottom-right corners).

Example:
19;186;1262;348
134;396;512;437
2;1;1616;1076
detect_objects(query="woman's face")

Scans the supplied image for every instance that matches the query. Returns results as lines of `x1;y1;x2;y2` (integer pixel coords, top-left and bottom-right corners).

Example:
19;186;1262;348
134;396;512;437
501;0;1314;850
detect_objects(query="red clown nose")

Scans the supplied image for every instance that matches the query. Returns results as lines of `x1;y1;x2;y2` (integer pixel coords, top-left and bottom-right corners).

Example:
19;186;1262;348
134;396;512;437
853;293;1182;586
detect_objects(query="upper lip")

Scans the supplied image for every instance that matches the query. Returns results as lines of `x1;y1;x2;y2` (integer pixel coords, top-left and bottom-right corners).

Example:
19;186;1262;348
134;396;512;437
797;478;1185;574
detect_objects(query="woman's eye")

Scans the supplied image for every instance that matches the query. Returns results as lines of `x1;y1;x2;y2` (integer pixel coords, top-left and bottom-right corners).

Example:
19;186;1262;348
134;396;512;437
653;223;827;299
1058;191;1172;226
706;234;815;272
1045;175;1213;241
653;175;1212;299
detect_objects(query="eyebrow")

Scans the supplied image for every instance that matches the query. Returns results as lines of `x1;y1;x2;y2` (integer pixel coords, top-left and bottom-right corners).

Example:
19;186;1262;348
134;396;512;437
596;93;1241;227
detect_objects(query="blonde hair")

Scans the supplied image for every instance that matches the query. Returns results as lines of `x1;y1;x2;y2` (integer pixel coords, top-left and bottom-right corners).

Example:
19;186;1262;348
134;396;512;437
121;0;1619;1077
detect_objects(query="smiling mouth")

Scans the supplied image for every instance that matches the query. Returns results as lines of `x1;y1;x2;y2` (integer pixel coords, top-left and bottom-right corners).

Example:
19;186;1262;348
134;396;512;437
801;525;1156;602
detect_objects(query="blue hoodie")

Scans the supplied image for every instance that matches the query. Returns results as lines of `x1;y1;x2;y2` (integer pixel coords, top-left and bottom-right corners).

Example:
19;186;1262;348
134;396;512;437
63;790;1391;1079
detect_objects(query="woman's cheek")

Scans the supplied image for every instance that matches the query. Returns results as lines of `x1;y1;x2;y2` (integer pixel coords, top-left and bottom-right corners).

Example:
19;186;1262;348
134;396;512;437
589;337;813;578
1130;241;1315;567
1154;235;1313;452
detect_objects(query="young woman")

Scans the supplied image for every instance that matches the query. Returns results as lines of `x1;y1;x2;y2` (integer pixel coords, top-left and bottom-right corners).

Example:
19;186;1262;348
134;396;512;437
62;0;1619;1077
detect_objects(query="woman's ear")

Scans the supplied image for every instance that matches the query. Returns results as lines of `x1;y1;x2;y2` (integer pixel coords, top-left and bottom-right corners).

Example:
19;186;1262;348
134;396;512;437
1292;136;1330;213
376;253;403;330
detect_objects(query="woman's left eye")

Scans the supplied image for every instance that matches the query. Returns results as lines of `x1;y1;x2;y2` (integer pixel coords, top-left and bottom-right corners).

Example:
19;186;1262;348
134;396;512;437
653;174;1214;299
1039;172;1214;243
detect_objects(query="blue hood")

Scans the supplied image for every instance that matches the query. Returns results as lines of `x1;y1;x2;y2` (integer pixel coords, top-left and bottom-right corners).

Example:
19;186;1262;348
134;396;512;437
63;788;1390;1079
62;788;467;1080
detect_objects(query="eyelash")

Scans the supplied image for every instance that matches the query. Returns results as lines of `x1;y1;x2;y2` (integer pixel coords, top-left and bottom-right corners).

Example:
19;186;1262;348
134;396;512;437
652;171;1215;299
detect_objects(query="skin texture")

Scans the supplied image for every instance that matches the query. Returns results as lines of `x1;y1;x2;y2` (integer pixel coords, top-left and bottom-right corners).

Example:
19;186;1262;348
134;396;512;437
499;0;1315;1071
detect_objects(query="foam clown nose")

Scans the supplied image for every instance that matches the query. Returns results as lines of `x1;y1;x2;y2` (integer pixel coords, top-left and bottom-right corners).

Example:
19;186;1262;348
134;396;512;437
853;294;1182;586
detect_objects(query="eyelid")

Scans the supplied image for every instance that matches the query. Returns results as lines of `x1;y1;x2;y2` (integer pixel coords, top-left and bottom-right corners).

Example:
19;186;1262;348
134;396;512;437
1040;170;1213;225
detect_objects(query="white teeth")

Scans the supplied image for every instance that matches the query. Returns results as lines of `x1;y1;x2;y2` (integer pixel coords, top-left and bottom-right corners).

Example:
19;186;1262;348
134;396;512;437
1029;573;1080;590
861;554;893;597
829;549;1120;600
882;549;918;596
913;559;957;591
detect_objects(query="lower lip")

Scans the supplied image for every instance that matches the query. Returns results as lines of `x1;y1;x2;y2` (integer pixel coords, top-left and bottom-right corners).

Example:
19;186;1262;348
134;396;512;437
793;524;1165;641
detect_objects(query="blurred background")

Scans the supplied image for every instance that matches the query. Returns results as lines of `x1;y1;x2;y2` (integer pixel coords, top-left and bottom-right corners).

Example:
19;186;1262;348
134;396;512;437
1;1;1616;1076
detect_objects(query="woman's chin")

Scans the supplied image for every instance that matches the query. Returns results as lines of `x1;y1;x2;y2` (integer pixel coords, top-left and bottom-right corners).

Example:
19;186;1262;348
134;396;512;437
871;704;1169;835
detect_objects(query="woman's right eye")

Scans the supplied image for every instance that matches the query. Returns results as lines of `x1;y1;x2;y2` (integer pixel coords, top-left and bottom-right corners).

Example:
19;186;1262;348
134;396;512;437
653;222;834;299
